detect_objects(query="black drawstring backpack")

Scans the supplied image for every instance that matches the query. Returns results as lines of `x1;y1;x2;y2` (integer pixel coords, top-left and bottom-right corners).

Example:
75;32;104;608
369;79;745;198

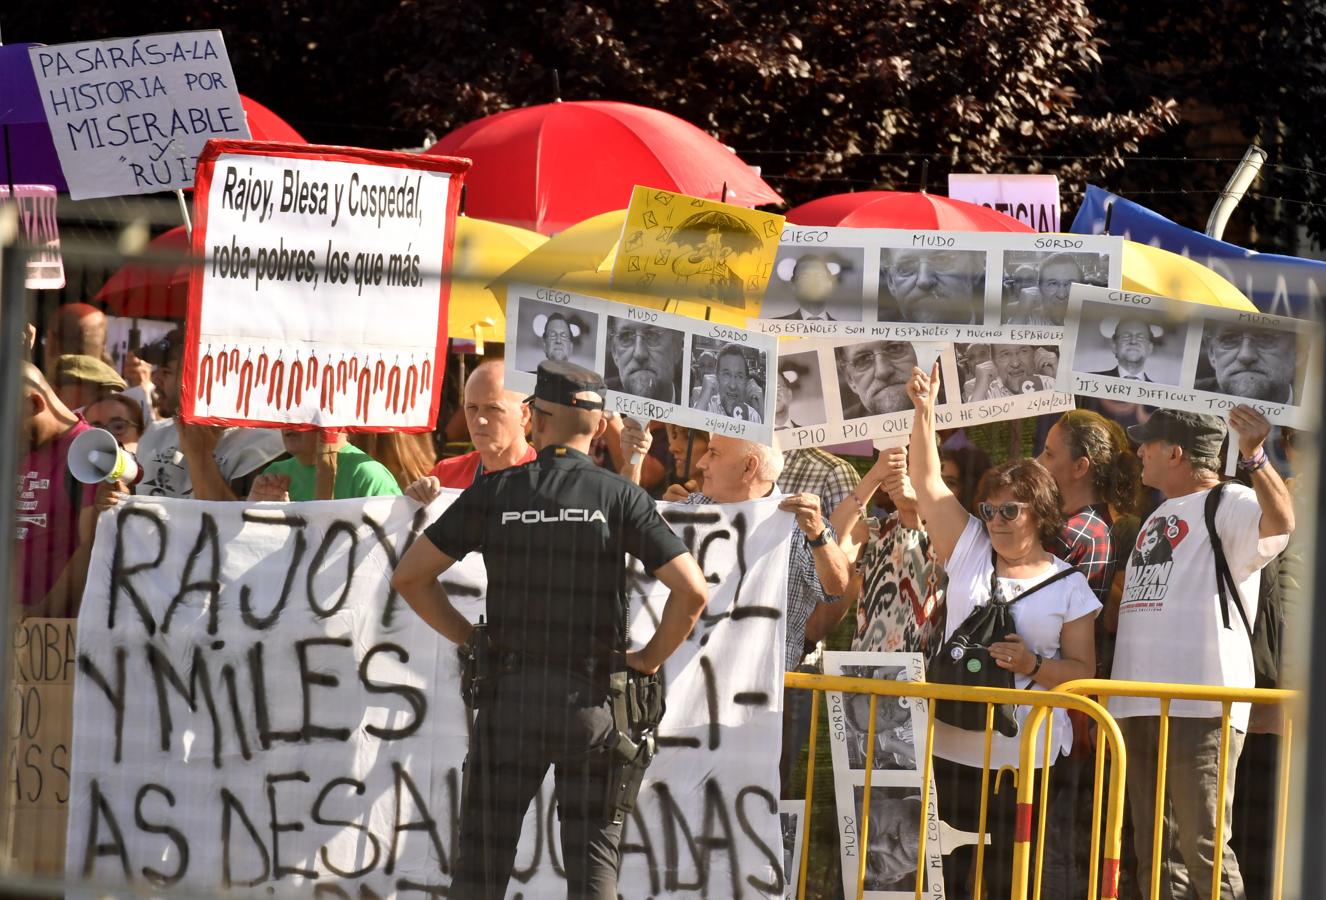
927;551;1078;737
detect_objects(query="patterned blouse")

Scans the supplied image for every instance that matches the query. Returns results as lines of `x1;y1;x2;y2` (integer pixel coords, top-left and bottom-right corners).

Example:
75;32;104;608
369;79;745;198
851;512;948;661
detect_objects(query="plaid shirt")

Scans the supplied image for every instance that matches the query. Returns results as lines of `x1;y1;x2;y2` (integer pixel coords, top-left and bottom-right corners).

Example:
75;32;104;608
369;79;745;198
777;448;861;517
682;490;834;669
1048;504;1115;602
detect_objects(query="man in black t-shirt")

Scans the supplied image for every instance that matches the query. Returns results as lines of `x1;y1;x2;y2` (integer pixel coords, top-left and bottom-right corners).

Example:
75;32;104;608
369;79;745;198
393;360;708;899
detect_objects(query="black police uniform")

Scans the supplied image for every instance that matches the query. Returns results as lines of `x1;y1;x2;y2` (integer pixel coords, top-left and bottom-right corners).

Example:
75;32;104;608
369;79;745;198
424;390;688;898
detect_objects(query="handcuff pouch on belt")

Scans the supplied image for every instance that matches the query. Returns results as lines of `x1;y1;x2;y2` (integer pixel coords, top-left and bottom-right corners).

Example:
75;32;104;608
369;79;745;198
605;666;666;824
459;617;493;710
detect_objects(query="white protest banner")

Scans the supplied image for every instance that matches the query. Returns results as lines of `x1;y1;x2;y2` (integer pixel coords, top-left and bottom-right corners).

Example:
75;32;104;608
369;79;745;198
946;174;1060;233
183;141;468;430
0;186;65;288
506;284;780;444
68;493;790;897
755;227;1122;343
28;32;250;199
1059;284;1322;428
823;652;944;900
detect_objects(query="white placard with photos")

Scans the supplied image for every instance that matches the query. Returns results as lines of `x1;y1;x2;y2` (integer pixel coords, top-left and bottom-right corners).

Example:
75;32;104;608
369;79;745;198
779;800;807;900
754;227;1122;342
504;283;780;444
773;337;1072;450
1058;284;1322;428
823;652;945;900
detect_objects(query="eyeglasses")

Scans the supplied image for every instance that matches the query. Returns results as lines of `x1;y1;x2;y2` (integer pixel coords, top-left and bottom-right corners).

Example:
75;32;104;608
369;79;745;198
844;344;913;375
528;403;552;419
90;417;136;436
977;501;1030;523
611;327;669;351
1212;330;1289;353
891;252;966;279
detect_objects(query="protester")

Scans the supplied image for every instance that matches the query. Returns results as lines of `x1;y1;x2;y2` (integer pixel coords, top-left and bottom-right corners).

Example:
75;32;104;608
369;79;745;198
660;424;708;496
52;354;127;412
349;431;437;491
1037;409;1142;602
678;434;852;792
781;446;861;645
41;302;109;377
939;444;992;514
907;361;1099;898
1112;408;1293;900
84;393;145;454
249;430;401;501
829;446;947;658
15;362;97;617
405;358;535;499
131;328;285;499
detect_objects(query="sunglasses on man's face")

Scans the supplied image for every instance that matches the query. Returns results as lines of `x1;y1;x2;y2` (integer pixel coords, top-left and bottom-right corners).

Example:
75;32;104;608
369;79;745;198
977;501;1030;523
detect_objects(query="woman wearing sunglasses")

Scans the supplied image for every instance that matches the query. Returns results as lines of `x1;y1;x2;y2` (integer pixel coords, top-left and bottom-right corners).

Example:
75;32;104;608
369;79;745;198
907;361;1100;899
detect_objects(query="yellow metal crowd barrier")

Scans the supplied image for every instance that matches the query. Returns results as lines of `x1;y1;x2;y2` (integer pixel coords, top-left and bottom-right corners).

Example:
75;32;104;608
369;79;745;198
1059;679;1298;900
783;672;1128;900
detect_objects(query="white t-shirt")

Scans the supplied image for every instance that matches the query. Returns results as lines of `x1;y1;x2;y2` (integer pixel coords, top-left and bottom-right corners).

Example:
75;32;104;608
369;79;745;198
933;517;1100;769
1111;484;1287;730
135;420;285;499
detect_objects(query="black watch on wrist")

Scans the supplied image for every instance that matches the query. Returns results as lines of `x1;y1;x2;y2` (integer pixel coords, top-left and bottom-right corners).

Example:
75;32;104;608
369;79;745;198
807;528;830;548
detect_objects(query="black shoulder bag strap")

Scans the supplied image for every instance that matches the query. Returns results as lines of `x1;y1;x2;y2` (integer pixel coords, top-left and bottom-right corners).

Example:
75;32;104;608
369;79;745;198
1203;483;1255;637
988;548;1081;609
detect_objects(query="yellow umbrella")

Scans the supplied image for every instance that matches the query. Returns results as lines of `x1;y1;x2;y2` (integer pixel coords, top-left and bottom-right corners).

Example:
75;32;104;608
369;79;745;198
489;209;749;326
1122;240;1256;310
448;216;548;350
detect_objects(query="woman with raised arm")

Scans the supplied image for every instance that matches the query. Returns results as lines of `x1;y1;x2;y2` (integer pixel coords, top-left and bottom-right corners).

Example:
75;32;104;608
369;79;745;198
906;361;1100;899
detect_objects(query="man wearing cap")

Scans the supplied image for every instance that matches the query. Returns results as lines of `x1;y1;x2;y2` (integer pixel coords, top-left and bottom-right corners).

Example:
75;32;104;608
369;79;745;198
392;359;708;899
1092;316;1161;382
52;354;126;412
133;328;284;500
1112;406;1293;900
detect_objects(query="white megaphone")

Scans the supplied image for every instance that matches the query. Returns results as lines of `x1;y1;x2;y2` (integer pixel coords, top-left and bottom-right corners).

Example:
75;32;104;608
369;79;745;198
69;428;142;485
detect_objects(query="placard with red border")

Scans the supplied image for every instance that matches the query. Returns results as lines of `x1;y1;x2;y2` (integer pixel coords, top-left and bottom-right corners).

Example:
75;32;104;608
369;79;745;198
183;140;469;431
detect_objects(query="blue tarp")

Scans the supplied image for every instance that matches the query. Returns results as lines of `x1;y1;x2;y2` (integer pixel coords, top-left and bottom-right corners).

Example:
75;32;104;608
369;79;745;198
1070;185;1326;318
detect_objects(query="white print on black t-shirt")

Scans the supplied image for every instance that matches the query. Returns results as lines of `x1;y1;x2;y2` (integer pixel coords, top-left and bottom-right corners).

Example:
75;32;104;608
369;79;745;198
1122;514;1190;606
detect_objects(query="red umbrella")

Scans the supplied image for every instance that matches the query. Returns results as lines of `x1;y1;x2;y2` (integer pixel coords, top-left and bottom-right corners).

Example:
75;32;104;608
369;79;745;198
786;190;1033;232
423;101;783;235
94;226;190;319
240;95;306;143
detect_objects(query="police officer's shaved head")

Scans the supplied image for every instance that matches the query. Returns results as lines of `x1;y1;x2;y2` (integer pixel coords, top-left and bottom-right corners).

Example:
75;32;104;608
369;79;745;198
526;360;609;450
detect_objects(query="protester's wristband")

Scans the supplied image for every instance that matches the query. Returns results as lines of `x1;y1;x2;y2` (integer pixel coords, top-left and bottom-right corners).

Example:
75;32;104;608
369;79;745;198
1238;447;1268;473
1028;652;1044;678
808;528;830;548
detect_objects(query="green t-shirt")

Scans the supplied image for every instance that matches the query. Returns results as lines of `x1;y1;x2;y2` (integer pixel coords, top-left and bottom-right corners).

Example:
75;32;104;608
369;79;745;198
262;445;401;501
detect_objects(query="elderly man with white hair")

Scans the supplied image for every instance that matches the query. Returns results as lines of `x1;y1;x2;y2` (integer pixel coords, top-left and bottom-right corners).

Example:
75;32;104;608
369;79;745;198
673;433;852;790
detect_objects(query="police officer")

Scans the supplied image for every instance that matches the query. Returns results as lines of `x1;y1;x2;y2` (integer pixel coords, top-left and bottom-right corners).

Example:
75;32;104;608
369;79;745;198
393;360;708;899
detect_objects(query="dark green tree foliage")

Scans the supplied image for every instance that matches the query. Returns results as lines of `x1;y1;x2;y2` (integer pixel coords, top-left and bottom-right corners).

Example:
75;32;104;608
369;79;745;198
10;2;1321;250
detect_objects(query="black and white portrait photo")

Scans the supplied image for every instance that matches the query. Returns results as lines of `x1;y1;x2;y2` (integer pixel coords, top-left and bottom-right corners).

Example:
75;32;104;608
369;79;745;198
853;785;927;893
689;336;768;423
878;246;986;325
775;350;828;430
1075;301;1185;387
1196;320;1303;405
604;315;686;404
839;665;917;770
834;341;919;420
779;804;805;900
512;297;600;374
957;343;1059;402
1000;250;1109;325
762;246;865;321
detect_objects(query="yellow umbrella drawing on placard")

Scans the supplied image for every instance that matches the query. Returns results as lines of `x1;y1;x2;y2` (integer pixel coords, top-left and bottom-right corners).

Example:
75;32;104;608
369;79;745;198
447;217;548;350
1121;240;1256;310
489;209;751;327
